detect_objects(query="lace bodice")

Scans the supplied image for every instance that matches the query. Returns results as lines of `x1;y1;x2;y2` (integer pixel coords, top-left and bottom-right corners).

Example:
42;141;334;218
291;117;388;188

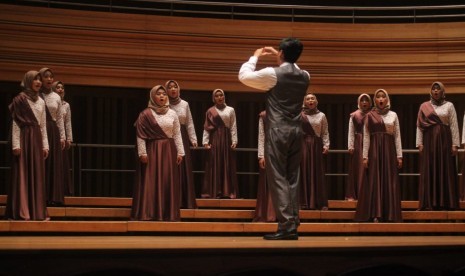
363;110;402;159
170;100;197;144
347;111;366;150
42;92;65;140
12;97;49;150
416;101;460;147
136;109;184;157
202;106;238;145
62;101;73;142
304;113;330;149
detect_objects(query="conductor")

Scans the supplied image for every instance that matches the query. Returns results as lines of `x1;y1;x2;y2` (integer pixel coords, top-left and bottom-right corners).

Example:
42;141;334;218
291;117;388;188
239;38;310;240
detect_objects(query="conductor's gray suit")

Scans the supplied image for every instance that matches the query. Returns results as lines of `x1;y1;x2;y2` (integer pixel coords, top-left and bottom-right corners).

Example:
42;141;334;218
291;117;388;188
239;57;310;232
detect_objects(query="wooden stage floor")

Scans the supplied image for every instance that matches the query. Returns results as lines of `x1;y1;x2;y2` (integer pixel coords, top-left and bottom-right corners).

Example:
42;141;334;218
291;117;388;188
1;235;465;276
1;235;465;250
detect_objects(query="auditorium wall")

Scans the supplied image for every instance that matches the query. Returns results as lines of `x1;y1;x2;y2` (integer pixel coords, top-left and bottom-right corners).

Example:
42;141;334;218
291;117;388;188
1;4;464;199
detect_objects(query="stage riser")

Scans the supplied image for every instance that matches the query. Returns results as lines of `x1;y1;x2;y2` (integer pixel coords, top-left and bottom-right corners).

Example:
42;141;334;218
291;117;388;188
1;221;465;234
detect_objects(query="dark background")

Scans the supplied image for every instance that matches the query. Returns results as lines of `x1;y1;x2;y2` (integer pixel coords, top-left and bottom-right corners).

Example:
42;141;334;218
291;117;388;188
1;80;464;200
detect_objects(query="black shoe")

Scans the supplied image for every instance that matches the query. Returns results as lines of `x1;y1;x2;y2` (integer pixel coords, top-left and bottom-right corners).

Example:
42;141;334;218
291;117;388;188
263;230;298;240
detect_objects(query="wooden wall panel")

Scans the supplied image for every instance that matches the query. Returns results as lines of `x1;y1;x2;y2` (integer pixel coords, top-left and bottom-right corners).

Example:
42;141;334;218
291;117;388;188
1;4;465;94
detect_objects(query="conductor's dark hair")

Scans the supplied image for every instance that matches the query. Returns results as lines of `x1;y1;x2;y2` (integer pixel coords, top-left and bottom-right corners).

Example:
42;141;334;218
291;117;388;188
279;38;303;63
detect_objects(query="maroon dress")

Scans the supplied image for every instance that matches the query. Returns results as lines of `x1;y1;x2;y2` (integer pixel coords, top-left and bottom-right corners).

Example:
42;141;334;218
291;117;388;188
6;93;48;220
42;95;64;205
253;111;276;222
354;110;402;222
417;102;459;210
131;108;181;221
62;101;73;196
178;124;197;209
299;112;328;210
62;144;73;196
346;110;368;200
201;107;239;199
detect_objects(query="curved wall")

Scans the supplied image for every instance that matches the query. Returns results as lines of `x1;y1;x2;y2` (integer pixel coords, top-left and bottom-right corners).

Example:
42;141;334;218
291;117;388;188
1;4;465;94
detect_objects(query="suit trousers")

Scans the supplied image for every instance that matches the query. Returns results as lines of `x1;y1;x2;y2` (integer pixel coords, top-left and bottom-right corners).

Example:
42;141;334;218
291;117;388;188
265;125;302;232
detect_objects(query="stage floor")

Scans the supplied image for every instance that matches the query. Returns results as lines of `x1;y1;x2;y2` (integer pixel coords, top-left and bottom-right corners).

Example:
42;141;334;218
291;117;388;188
1;235;465;250
1;235;465;275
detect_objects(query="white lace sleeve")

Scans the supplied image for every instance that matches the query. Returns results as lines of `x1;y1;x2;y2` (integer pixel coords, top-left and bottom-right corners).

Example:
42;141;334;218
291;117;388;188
202;129;209;145
258;117;264;158
56;98;66;140
173;114;185;156
230;108;238;145
416;126;423;147
321;114;330;149
137;136;146;157
64;103;73;142
39;101;49;150
362;124;370;159
185;104;197;145
12;120;20;150
449;104;460;147
348;117;354;150
394;114;403;158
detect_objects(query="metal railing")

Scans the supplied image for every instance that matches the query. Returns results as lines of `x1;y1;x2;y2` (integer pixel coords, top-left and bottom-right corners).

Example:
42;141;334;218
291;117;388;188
1;141;463;197
10;0;465;23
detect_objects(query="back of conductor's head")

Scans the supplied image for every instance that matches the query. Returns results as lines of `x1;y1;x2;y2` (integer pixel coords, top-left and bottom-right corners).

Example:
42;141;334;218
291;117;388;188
279;38;303;64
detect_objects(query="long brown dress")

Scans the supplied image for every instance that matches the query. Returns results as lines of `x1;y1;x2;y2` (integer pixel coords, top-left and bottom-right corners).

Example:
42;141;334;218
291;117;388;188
131;108;181;221
43;98;64;204
61;101;73;196
417;101;459;210
346;109;368;200
51;81;73;196
166;80;197;209
253;111;276;222
201;106;239;199
6;80;48;220
39;68;64;206
462;114;465;201
300;111;328;210
355;109;402;222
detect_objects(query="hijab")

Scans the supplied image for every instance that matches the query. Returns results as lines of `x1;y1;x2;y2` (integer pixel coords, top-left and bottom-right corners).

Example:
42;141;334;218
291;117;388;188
212;89;226;110
20;70;40;102
430;81;446;106
51;81;64;99
148;85;169;115
357;93;372;113
39;67;53;94
302;93;320;115
166;80;181;105
373;89;391;115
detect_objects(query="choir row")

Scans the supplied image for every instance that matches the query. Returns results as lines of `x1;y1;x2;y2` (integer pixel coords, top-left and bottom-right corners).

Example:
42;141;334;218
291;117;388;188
5;68;465;224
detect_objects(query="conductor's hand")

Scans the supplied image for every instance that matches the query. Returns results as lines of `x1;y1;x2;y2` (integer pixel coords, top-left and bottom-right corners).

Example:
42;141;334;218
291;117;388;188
254;47;278;58
258;158;265;169
139;154;148;164
177;155;183;165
